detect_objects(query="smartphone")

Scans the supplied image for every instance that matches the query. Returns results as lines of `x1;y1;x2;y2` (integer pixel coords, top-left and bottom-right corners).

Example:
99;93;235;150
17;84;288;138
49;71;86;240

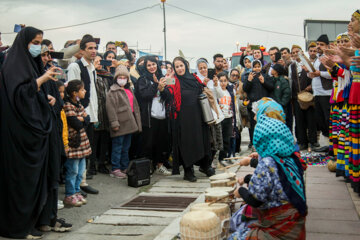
250;45;260;50
208;68;215;79
94;38;100;45
100;60;112;67
115;41;126;48
165;77;175;85
55;69;64;80
14;24;22;33
50;52;64;59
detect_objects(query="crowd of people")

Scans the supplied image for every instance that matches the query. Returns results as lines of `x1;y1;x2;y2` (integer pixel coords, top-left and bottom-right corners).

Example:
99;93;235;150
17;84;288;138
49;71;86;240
0;8;359;240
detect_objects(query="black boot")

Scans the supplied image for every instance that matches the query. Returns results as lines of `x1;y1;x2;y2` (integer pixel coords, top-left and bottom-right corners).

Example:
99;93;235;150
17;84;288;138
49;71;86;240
199;167;216;177
183;167;197;182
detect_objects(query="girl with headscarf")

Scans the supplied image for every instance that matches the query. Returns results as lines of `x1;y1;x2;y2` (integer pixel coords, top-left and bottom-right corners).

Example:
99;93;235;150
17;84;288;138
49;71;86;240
0;27;61;239
103;50;117;75
136;56;172;176
163;57;215;182
229;98;307;240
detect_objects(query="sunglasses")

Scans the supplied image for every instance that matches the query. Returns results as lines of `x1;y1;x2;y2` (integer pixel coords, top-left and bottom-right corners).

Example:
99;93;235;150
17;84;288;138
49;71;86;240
231;74;239;77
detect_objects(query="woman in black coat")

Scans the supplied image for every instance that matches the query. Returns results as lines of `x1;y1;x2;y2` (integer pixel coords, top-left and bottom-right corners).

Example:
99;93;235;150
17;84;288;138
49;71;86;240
163;57;215;182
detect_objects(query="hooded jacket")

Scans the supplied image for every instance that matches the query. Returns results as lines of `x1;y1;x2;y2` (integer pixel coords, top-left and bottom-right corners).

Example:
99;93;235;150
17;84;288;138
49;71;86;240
106;66;142;137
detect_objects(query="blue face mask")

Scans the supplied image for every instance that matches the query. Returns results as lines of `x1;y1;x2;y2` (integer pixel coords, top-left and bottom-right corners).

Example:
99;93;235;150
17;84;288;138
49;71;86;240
29;44;41;57
161;68;167;76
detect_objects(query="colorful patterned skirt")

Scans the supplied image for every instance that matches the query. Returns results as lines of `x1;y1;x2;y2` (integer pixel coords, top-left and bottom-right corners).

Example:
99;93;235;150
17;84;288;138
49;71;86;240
336;103;350;178
244;204;306;240
349;104;360;193
329;104;341;158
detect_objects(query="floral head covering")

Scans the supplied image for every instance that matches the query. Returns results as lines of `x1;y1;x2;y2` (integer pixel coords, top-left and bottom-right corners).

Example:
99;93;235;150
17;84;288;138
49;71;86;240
252;97;286;123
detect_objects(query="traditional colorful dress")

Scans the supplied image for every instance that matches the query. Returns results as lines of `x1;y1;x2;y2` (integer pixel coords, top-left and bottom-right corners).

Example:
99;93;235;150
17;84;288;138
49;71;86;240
330;64;351;178
229;99;307;240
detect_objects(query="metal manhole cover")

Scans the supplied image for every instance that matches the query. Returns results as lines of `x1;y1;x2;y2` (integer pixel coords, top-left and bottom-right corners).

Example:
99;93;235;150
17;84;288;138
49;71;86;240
119;196;197;212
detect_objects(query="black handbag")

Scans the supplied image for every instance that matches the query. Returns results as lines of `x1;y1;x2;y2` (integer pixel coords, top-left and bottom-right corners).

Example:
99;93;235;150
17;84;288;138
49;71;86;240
127;158;151;188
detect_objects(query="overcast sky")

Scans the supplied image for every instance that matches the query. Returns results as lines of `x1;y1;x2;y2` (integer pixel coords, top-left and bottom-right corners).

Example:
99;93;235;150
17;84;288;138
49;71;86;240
1;0;358;67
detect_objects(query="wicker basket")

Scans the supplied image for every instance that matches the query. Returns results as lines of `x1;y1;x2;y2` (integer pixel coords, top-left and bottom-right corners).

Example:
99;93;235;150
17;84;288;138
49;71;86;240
297;91;314;110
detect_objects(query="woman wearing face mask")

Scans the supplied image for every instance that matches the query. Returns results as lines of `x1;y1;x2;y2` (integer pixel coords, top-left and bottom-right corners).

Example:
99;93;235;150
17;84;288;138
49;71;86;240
136;56;172;176
163;57;215;182
106;65;142;178
0;27;61;239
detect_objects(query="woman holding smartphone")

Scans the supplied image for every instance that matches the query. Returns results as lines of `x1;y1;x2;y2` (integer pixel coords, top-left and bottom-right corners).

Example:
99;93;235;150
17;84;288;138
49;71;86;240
136;56;172;176
163;57;215;182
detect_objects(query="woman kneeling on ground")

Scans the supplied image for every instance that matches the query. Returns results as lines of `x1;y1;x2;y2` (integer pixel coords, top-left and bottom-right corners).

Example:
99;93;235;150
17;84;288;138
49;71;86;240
230;98;307;240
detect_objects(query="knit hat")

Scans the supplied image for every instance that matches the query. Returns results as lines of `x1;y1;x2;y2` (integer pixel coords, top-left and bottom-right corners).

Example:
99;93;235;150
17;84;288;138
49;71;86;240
317;34;329;45
307;42;316;49
275;52;281;62
114;65;130;80
272;63;286;76
291;45;302;51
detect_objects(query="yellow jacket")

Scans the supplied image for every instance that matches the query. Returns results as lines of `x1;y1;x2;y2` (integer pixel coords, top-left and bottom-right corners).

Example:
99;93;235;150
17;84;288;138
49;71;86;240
60;109;69;151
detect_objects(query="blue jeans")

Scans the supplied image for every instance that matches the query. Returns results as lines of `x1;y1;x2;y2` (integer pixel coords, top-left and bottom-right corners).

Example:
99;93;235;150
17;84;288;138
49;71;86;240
111;134;132;171
64;158;86;197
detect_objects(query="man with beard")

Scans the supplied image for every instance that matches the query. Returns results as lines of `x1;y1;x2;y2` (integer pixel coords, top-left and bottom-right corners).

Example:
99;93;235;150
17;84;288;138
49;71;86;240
263;46;280;76
307;34;332;152
308;42;317;63
213;53;226;76
280;47;292;68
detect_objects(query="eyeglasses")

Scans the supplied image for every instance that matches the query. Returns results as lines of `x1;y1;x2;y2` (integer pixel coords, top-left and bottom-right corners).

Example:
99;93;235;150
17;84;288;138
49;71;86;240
231;74;239;77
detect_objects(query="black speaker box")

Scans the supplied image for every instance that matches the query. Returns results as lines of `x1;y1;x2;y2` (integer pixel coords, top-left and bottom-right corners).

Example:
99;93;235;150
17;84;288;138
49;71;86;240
127;158;151;188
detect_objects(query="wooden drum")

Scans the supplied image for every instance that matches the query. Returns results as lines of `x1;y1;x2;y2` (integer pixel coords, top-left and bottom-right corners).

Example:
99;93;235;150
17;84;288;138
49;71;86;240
180;211;221;240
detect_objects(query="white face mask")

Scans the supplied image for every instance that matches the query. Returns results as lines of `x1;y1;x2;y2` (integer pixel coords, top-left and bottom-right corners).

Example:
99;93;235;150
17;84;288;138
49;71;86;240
161;68;167;76
117;78;127;86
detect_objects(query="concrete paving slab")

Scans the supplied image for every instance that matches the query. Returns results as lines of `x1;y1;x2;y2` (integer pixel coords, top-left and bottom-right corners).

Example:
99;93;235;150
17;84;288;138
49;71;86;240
103;209;181;218
306;189;351;200
58;233;156;240
148;186;205;193
307;233;360;240
77;224;165;236
306;177;346;184
93;215;173;226
307;208;359;221
307;198;355;209
305;184;349;194
153;181;210;188
306;219;360;235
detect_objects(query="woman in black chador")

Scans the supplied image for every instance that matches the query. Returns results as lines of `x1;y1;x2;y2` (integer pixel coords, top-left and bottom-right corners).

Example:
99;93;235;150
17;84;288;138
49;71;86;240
0;27;59;239
164;57;215;182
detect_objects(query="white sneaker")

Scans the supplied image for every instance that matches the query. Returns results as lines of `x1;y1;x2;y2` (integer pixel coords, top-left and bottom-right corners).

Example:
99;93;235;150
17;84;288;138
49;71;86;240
58;200;64;210
155;165;172;176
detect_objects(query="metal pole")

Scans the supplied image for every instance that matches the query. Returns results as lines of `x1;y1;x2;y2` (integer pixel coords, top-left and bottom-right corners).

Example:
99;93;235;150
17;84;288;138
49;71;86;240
162;1;167;60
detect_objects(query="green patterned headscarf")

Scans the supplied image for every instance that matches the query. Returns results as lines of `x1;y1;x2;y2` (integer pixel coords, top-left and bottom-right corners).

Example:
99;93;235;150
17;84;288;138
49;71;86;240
254;114;307;216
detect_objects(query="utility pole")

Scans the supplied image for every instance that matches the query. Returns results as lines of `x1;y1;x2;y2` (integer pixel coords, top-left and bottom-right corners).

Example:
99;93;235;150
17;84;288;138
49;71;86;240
161;0;167;60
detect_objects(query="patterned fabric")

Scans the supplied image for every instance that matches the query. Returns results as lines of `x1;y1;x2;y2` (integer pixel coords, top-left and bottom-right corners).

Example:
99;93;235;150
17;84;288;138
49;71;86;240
64;101;92;159
253;115;307;216
349;103;360;193
336;104;350;178
252;97;286;123
329;104;341;156
248;157;289;209
245;204;306;240
166;73;204;119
